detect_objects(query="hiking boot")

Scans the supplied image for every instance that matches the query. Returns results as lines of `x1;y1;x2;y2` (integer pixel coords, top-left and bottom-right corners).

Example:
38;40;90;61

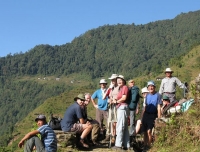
92;140;100;146
79;139;89;148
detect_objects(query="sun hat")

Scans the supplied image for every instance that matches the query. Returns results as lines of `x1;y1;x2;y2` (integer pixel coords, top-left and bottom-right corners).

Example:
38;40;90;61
162;95;170;100
116;75;126;84
108;74;118;80
74;94;86;101
99;79;107;84
147;81;156;87
165;68;173;73
35;114;46;122
141;87;149;93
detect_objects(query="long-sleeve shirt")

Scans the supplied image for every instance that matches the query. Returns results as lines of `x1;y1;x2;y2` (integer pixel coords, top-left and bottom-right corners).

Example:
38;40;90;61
159;76;185;94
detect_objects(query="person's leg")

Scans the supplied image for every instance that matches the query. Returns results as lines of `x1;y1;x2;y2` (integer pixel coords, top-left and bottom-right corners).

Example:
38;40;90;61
123;107;130;149
129;110;136;136
96;109;104;129
147;129;152;146
115;108;124;148
135;119;142;134
24;136;45;152
91;123;100;143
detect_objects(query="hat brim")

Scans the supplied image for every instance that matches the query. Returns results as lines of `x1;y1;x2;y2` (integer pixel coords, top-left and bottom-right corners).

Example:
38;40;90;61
35;118;46;122
74;97;86;101
165;71;173;73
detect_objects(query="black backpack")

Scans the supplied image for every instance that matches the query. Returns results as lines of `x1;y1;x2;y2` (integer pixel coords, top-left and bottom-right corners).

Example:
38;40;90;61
48;114;62;130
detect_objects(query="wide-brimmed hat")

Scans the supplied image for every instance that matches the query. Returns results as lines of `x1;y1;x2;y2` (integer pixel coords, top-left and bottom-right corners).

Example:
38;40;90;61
74;94;86;101
165;68;173;73
147;81;156;87
108;74;118;80
99;79;107;84
162;95;170;100
141;87;149;93
35;114;46;122
116;75;126;81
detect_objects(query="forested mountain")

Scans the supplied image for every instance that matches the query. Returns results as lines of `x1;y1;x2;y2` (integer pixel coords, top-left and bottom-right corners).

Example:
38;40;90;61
1;10;200;78
0;10;200;147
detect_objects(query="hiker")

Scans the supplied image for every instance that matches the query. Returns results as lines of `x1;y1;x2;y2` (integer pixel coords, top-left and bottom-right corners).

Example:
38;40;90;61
159;68;186;102
61;94;93;148
105;74;119;144
83;93;100;145
112;75;130;150
135;87;149;135
91;79;109;141
18;114;57;152
128;79;140;137
142;81;162;151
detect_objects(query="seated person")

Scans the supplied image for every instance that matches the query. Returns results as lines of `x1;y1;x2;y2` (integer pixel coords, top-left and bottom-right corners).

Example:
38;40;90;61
18;114;57;152
61;94;93;148
82;93;100;145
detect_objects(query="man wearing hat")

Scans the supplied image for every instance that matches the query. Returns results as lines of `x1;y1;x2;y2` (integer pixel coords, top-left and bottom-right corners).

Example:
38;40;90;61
159;68;186;102
61;94;93;148
18;114;57;152
142;81;162;151
91;79;109;140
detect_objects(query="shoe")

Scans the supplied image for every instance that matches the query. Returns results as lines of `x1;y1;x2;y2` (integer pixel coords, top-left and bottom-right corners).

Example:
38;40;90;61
111;137;115;144
112;146;121;150
104;135;110;141
92;140;100;146
79;139;89;148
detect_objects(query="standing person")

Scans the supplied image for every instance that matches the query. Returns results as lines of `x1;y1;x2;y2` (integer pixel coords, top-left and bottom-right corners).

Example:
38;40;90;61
106;74;119;144
61;94;93;148
18;114;57;152
159;68;186;102
91;79;109;140
142;81;162;151
128;79;140;137
112;75;130;150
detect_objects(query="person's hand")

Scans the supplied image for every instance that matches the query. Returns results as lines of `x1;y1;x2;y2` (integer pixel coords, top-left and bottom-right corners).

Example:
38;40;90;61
136;108;139;114
94;104;98;109
18;140;24;148
86;121;91;125
109;83;114;89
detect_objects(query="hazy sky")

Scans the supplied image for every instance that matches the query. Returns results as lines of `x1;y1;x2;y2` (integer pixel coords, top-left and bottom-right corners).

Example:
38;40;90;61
0;0;200;57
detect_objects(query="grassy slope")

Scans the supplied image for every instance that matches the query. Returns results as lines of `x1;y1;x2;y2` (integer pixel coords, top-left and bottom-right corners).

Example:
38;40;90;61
9;45;200;151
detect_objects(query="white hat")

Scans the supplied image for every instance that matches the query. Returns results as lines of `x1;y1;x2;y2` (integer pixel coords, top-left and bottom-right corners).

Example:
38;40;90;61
117;75;125;81
108;74;118;80
141;87;149;93
99;79;107;84
165;68;173;73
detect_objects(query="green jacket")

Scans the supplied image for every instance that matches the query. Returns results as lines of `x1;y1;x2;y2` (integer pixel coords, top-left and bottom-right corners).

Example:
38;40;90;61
128;86;140;110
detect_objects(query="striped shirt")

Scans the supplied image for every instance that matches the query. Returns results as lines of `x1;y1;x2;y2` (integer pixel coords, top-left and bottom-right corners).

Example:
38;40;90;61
38;124;57;152
159;76;184;94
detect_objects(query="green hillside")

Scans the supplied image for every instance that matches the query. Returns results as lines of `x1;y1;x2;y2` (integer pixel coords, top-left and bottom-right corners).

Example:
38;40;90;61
7;44;200;151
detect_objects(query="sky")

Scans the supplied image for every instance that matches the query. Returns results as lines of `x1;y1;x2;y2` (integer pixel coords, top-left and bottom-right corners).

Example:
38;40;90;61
0;1;200;57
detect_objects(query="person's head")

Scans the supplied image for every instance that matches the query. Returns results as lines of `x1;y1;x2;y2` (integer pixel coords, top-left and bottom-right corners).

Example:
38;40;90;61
165;68;173;78
74;94;86;106
128;79;135;88
108;74;118;85
117;75;126;87
162;95;170;105
147;81;156;94
35;114;47;127
99;79;107;89
141;87;149;98
84;93;91;106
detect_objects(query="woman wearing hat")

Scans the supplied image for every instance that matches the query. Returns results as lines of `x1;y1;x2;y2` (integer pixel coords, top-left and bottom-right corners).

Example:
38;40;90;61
112;75;130;150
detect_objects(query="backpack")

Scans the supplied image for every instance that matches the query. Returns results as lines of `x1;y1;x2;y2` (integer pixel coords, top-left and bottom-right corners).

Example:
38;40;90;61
48;114;62;130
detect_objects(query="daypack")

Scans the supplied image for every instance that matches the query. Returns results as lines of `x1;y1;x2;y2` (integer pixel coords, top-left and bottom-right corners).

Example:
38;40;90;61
48;114;62;130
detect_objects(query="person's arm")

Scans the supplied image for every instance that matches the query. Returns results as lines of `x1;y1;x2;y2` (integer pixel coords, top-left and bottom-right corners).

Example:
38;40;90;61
157;104;161;118
18;130;40;148
175;77;186;89
159;80;164;94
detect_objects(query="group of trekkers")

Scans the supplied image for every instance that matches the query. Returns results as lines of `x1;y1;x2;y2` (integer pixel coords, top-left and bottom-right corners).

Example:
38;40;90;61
18;67;186;152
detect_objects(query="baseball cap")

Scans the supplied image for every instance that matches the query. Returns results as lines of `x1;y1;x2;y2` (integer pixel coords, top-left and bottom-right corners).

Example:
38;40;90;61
35;114;46;122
